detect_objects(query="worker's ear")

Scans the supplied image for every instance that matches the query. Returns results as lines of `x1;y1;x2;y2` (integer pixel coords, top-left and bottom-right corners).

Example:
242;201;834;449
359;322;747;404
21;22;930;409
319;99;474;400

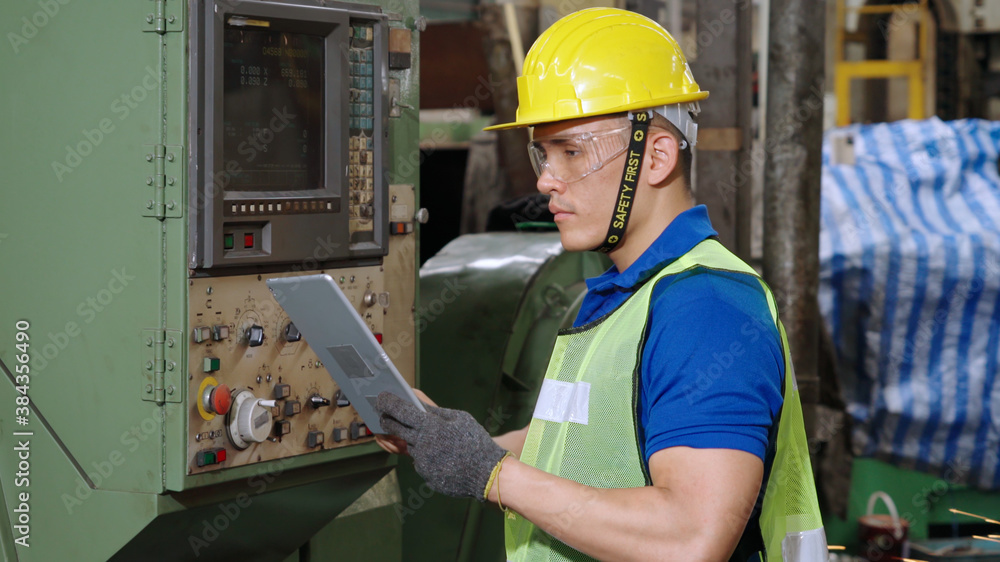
645;130;679;187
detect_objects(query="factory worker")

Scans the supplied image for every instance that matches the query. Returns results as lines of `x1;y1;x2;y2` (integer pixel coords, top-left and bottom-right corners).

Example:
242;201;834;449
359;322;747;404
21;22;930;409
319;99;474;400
377;8;825;561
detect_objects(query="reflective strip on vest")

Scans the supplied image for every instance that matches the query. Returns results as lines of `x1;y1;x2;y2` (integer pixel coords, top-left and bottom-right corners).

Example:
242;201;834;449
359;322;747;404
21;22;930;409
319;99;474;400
504;239;825;562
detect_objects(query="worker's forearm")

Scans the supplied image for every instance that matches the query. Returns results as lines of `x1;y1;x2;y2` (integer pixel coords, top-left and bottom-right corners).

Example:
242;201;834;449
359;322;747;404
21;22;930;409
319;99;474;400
492;426;529;458
488;459;722;561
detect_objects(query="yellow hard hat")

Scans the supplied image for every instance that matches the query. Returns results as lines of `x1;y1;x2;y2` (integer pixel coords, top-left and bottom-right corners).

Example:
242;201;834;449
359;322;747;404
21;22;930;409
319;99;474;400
484;8;708;131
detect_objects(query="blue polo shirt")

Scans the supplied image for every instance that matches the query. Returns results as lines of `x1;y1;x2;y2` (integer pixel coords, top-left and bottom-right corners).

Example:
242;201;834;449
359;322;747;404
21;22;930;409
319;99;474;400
574;205;784;465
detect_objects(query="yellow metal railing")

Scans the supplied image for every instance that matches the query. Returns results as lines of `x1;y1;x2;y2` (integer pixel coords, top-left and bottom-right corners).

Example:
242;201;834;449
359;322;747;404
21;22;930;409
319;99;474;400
834;0;929;126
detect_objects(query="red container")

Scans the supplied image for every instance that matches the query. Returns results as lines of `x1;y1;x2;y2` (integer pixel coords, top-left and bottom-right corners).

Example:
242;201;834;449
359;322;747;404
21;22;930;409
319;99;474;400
859;491;910;561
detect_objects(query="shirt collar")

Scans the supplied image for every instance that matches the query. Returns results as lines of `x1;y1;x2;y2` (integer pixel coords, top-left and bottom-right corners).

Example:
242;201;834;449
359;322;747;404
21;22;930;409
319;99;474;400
585;205;718;293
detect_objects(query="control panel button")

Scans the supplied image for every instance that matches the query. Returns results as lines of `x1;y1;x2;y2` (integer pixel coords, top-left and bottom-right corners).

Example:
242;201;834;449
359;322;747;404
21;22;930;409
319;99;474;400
195;447;227;467
283;322;302;342
245;324;264;347
309;395;331;408
307;430;325;448
212;325;230;341
192;326;211;343
243;233;254;248
202;384;232;415
203;357;220;373
332;428;348;443
273;384;291;400
363;290;377;307
350;421;371;440
389;221;412;235
196;450;215;467
284;400;301;417
223;233;234;250
211;385;232;415
335;390;350;407
274;420;291;436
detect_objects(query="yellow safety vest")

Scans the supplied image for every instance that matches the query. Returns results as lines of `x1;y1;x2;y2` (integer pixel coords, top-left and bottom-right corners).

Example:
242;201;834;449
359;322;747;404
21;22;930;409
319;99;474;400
505;239;826;561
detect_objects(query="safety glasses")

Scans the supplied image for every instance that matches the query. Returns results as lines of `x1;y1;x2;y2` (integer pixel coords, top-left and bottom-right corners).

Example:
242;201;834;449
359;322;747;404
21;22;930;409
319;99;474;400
527;126;630;183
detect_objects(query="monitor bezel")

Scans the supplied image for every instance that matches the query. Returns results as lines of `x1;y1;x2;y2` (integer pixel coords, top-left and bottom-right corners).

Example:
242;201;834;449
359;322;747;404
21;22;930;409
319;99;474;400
190;0;389;269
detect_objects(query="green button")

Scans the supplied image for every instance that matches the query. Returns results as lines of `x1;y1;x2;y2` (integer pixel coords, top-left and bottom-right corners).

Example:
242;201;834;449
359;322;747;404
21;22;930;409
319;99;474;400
223;233;234;250
203;357;220;372
197;450;216;467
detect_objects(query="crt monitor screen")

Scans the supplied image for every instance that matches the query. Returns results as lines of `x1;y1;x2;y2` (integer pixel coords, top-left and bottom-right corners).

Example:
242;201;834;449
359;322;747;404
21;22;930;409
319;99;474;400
222;25;324;192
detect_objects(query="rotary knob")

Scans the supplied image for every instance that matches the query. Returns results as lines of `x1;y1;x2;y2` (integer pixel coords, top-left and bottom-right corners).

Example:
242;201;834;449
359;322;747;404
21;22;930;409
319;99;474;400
227;390;276;449
245;324;265;347
363;290;377;307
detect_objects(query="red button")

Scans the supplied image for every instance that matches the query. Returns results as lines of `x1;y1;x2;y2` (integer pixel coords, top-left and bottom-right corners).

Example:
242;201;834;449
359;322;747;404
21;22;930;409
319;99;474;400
244;233;254;248
214;448;226;462
211;384;232;415
374;333;383;344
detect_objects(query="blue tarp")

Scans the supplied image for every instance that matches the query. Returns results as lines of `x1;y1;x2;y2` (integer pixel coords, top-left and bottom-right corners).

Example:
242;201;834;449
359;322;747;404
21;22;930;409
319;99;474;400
820;117;1000;489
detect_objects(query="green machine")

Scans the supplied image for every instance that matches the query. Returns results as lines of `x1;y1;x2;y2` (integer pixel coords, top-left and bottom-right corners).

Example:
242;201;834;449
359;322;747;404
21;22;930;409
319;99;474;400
0;1;421;560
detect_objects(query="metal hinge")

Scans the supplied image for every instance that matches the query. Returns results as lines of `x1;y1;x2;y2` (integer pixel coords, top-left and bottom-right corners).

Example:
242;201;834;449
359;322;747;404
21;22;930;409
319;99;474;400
142;144;183;219
143;0;184;34
141;329;183;403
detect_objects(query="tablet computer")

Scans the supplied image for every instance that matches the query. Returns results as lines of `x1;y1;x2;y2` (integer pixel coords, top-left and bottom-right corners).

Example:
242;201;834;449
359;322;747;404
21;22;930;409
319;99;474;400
266;274;425;434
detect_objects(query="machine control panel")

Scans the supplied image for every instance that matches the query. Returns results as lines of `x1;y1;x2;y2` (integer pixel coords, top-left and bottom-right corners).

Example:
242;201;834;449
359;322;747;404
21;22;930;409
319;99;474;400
187;267;387;473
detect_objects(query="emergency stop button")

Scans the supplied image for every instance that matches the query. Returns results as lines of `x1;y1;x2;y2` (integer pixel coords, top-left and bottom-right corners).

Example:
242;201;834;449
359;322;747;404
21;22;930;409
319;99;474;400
203;384;232;415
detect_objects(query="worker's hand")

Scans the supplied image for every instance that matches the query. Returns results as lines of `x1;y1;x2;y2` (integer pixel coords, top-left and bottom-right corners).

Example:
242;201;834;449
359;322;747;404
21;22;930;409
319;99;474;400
375;391;508;501
374;389;436;456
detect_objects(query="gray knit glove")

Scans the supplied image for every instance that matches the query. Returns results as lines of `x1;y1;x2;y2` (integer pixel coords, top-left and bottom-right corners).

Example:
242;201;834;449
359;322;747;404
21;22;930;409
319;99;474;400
376;391;508;501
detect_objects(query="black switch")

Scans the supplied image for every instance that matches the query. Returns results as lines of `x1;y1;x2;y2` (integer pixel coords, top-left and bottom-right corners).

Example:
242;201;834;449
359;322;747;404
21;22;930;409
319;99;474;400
332;428;347;443
309;395;331;408
284;400;301;417
307;430;324;448
284;322;301;342
274;420;291;436
274;384;291;400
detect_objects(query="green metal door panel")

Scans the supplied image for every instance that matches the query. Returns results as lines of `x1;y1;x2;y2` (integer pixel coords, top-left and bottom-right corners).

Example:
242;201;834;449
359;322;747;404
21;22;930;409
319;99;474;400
1;2;165;190
0;1;171;495
0;369;160;562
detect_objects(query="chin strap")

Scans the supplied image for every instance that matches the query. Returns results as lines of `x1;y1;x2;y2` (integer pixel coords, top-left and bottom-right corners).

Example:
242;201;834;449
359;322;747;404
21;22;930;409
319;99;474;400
593;110;651;254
